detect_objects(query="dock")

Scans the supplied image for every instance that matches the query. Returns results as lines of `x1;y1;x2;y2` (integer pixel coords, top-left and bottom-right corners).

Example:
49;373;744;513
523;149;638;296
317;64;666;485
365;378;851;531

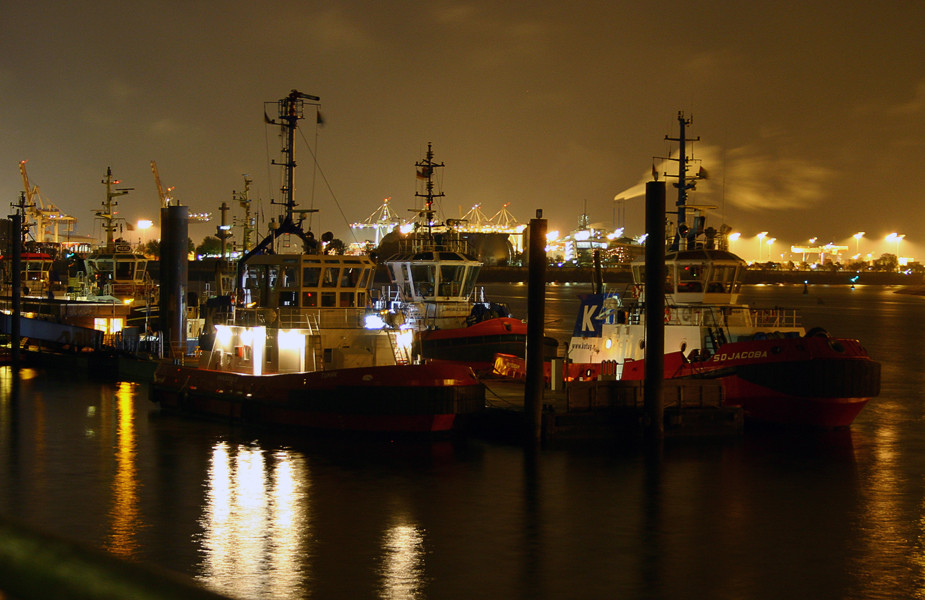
472;377;742;442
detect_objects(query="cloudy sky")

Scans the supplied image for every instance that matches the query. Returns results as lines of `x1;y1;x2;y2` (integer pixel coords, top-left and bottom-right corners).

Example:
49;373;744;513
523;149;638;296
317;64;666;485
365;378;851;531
3;1;924;262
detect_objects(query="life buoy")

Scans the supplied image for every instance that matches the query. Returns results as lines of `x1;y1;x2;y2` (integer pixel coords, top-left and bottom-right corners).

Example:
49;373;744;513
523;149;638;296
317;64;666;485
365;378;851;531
664;307;672;323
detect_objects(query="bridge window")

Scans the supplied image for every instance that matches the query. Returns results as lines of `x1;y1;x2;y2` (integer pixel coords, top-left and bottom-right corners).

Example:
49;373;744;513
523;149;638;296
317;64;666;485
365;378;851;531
411;264;434;297
278;265;297;288
439;265;465;296
677;265;703;293
303;267;321;287
321;267;339;287
340;267;363;288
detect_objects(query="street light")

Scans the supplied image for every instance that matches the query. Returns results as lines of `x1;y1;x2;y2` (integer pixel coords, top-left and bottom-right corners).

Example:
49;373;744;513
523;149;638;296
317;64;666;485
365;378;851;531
728;232;740;254
853;231;864;254
886;232;905;254
757;232;768;262
766;238;776;263
137;219;153;249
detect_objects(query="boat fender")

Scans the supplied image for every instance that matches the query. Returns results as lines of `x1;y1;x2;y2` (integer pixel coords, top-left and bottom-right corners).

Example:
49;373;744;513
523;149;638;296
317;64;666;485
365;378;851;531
805;327;829;339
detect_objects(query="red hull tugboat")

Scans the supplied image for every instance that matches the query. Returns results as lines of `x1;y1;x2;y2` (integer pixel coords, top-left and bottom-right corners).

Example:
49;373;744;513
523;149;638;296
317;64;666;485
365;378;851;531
150;91;485;433
566;114;880;428
153;361;483;433
375;144;557;372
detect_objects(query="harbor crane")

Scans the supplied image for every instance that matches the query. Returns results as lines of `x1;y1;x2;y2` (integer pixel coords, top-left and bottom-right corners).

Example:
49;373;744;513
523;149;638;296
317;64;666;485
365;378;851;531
150;160;174;208
18;160;77;244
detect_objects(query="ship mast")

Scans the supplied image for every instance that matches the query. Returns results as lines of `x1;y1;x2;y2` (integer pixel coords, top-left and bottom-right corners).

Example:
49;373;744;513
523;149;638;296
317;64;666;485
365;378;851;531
666;112;698;229
414;142;445;240
236;90;321;286
97;167;133;250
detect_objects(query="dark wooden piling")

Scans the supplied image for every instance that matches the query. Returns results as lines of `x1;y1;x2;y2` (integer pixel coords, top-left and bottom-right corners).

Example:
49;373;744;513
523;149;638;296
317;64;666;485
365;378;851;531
644;181;666;439
10;206;22;367
524;211;547;444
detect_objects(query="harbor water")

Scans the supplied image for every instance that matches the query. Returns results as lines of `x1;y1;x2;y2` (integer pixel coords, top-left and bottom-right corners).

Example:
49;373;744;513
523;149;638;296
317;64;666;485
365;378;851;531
1;282;924;599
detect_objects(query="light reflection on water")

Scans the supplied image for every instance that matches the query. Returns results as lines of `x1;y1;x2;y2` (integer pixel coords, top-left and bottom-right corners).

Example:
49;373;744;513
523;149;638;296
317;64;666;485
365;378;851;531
4;284;925;599
197;442;310;599
379;522;426;599
105;381;141;558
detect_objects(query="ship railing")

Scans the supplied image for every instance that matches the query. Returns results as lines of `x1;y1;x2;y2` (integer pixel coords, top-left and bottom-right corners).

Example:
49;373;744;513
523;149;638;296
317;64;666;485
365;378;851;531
397;235;470;255
749;307;801;329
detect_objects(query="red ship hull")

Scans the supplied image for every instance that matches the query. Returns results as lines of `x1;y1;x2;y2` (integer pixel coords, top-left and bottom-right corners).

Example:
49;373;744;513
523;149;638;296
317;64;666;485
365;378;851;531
151;362;485;433
616;335;881;428
419;317;558;373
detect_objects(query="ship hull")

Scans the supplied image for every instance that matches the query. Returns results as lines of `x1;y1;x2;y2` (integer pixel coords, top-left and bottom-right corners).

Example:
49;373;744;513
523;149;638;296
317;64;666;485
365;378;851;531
419;317;558;371
616;336;881;428
151;362;485;433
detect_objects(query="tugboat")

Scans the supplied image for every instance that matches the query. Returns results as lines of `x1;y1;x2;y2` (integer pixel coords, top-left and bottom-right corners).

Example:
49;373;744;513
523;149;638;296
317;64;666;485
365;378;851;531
566;113;880;428
150;91;484;433
84;168;156;305
375;143;557;371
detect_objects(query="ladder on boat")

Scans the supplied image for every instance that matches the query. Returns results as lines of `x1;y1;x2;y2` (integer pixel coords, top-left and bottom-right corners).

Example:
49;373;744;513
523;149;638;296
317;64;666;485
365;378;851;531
703;308;728;354
386;329;413;365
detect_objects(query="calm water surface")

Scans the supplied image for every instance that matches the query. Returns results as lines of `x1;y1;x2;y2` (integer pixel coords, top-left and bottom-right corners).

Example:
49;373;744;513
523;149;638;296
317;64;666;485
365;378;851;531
2;283;925;599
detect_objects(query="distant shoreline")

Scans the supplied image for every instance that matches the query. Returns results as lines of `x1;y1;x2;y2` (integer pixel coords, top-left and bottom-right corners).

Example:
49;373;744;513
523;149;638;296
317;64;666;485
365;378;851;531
476;266;923;287
183;259;923;290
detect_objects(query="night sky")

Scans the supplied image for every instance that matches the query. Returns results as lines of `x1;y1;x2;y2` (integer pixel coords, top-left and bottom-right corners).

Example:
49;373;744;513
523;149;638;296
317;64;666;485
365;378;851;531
3;1;924;262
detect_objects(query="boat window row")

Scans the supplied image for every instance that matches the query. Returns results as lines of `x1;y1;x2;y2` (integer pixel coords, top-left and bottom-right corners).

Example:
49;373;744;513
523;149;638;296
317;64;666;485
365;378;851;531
388;262;481;299
633;263;742;295
242;257;375;308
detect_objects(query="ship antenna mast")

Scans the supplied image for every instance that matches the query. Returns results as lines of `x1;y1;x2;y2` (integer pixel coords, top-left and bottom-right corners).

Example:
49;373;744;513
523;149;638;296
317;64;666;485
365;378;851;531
236;90;321;289
98;167;133;250
271;89;321;225
414;142;444;238
664;111;699;230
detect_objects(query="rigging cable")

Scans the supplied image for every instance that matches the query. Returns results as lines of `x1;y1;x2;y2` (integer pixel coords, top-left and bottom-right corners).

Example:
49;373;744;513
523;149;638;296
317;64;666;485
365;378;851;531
297;125;359;243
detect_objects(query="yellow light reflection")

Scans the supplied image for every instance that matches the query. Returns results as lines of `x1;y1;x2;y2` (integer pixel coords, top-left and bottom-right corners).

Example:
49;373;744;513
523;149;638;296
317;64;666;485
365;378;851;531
198;442;309;599
105;382;141;558
379;523;426;599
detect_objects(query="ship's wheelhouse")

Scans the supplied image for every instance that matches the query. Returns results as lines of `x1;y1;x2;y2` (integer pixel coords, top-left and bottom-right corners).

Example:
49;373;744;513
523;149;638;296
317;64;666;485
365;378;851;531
632;249;746;304
241;253;375;309
385;251;481;302
0;252;54;296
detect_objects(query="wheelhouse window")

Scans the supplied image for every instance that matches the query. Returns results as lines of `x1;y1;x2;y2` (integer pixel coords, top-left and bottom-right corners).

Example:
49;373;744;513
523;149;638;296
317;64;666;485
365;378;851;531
303;266;321;287
340;267;363;288
410;264;434;296
439;265;465;296
707;265;736;293
677;264;703;293
461;266;481;296
321;267;339;287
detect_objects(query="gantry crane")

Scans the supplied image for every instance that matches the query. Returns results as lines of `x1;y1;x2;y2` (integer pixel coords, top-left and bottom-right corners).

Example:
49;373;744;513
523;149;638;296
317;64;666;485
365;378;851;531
18;160;77;244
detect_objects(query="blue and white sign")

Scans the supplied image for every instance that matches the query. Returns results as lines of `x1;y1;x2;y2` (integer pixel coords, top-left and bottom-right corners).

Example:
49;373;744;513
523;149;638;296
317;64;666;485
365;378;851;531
573;294;605;337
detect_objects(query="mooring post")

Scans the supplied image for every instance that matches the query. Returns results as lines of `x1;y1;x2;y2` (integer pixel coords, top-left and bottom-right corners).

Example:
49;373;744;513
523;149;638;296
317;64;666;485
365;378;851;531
159;205;189;361
10;205;22;368
644;181;666;439
524;210;547;444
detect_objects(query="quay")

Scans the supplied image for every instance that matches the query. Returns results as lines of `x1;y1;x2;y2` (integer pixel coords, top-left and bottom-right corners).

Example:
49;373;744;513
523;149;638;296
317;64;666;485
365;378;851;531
472;377;743;442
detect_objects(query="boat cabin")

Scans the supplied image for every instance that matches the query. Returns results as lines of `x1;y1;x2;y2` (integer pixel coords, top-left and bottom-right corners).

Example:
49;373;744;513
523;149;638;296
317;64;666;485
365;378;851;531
85;242;150;300
385;250;481;303
632;249;746;305
0;252;55;297
240;253;376;309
